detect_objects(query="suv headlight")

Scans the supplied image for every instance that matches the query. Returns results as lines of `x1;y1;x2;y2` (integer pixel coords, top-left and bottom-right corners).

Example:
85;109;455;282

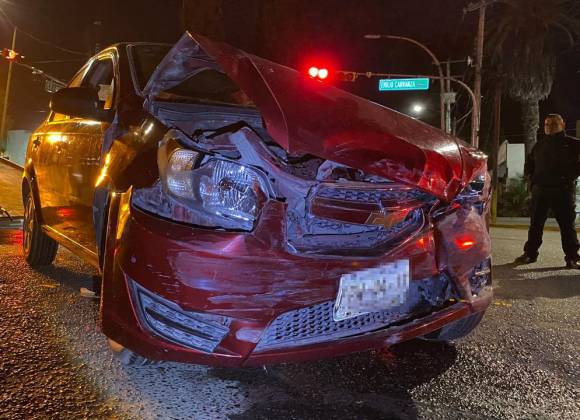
132;136;269;231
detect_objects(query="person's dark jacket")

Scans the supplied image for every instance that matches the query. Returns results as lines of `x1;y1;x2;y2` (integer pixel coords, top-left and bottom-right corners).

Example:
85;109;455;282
524;131;580;188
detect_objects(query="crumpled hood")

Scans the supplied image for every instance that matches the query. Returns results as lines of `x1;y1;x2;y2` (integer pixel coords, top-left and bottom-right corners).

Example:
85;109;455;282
144;32;485;201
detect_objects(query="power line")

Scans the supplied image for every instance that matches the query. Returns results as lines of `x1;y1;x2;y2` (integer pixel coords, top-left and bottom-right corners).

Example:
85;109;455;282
0;7;86;56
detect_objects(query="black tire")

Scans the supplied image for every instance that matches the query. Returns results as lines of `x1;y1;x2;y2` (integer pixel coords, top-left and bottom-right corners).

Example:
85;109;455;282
423;312;484;342
22;192;58;267
108;339;158;367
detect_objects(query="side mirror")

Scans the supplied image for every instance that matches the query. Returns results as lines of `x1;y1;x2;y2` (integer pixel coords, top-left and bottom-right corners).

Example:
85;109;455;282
50;87;113;122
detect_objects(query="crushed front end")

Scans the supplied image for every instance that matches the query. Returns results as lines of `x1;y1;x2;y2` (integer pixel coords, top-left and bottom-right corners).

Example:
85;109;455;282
100;119;491;366
99;33;491;366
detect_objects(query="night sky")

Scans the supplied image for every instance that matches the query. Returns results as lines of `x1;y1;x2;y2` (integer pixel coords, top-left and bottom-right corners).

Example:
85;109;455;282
0;0;579;146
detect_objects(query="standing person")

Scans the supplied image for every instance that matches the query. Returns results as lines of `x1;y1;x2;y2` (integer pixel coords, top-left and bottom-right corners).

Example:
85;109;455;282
515;114;580;268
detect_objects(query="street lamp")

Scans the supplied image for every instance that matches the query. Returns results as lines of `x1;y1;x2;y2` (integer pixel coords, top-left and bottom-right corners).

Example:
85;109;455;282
364;34;447;133
411;103;425;115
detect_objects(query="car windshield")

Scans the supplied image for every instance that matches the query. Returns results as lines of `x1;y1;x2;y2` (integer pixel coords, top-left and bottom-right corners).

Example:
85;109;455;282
130;44;254;107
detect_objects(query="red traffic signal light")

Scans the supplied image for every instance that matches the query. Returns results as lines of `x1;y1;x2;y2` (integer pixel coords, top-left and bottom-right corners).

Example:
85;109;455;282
1;48;23;61
307;66;329;80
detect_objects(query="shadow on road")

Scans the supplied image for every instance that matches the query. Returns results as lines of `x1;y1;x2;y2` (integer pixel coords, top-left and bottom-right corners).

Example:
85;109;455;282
211;339;457;420
494;262;580;300
35;263;95;294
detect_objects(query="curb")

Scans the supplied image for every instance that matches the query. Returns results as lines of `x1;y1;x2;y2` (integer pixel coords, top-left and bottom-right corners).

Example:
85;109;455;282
491;224;580;233
0;157;24;171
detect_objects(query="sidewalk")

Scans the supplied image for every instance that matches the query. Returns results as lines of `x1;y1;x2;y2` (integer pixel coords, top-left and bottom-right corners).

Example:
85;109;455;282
492;217;580;232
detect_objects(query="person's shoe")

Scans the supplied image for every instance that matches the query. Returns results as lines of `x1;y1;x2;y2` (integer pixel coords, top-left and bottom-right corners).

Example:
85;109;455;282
514;254;537;264
565;259;580;269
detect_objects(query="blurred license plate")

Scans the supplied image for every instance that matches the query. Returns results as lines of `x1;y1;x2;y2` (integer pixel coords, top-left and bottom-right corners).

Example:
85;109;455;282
333;260;410;322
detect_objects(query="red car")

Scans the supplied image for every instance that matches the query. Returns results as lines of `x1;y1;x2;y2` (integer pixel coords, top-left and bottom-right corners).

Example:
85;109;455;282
22;33;492;366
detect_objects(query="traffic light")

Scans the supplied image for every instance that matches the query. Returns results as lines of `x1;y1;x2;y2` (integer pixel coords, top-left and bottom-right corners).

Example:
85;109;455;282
335;71;358;82
306;66;359;83
1;48;23;62
307;66;329;81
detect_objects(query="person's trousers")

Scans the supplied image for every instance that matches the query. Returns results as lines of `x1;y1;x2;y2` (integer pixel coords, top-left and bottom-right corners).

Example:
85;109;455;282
524;185;580;260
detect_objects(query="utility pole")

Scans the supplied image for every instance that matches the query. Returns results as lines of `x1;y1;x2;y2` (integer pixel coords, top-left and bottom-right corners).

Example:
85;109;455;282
0;26;17;153
490;84;502;224
464;0;496;149
440;58;466;135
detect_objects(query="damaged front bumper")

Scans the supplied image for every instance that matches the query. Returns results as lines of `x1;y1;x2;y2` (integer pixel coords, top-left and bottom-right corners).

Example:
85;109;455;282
100;195;492;367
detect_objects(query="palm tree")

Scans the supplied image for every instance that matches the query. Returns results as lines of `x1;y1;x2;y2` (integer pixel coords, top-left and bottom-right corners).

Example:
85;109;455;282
487;0;580;156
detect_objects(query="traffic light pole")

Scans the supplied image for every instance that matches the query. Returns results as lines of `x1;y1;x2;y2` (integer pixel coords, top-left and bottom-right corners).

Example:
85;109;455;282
0;26;16;152
364;34;447;133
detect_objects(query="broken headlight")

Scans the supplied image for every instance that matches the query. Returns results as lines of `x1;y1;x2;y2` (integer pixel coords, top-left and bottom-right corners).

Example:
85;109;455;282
132;137;269;231
455;175;486;203
452;174;489;215
195;159;268;229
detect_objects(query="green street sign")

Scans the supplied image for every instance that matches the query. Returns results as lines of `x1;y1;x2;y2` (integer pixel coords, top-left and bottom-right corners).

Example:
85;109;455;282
379;78;430;91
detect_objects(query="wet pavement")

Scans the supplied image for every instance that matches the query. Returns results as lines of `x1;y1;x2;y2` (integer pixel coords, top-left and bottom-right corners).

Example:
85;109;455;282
0;224;578;419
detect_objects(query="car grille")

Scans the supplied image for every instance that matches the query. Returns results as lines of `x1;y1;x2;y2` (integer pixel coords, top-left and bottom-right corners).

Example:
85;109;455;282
254;273;452;352
287;184;431;256
315;186;433;203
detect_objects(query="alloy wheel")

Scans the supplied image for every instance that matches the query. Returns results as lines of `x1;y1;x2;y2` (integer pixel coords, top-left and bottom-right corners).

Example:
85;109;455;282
23;196;35;254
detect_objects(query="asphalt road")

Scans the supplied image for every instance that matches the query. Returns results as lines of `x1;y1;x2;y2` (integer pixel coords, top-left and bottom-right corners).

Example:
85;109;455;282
0;161;579;419
1;225;578;419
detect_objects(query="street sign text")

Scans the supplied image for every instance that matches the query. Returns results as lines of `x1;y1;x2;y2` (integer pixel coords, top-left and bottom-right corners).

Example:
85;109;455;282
379;78;430;91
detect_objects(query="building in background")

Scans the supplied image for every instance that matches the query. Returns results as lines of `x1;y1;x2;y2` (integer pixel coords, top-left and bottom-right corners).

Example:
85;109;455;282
1;129;29;166
497;141;525;187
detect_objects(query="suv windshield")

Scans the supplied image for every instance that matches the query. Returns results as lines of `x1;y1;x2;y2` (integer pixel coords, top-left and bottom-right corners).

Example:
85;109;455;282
130;44;254;107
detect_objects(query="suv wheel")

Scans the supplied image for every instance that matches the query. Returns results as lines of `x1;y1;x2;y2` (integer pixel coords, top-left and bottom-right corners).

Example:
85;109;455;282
23;193;58;267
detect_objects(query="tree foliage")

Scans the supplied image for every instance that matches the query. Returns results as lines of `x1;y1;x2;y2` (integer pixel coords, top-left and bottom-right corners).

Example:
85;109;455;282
487;0;580;154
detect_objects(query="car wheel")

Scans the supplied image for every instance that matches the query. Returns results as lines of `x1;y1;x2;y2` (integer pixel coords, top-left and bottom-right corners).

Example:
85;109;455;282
23;192;58;267
422;312;484;342
108;338;158;366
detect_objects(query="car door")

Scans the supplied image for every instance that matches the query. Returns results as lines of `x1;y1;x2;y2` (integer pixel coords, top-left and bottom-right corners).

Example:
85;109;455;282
34;65;89;230
54;53;117;253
